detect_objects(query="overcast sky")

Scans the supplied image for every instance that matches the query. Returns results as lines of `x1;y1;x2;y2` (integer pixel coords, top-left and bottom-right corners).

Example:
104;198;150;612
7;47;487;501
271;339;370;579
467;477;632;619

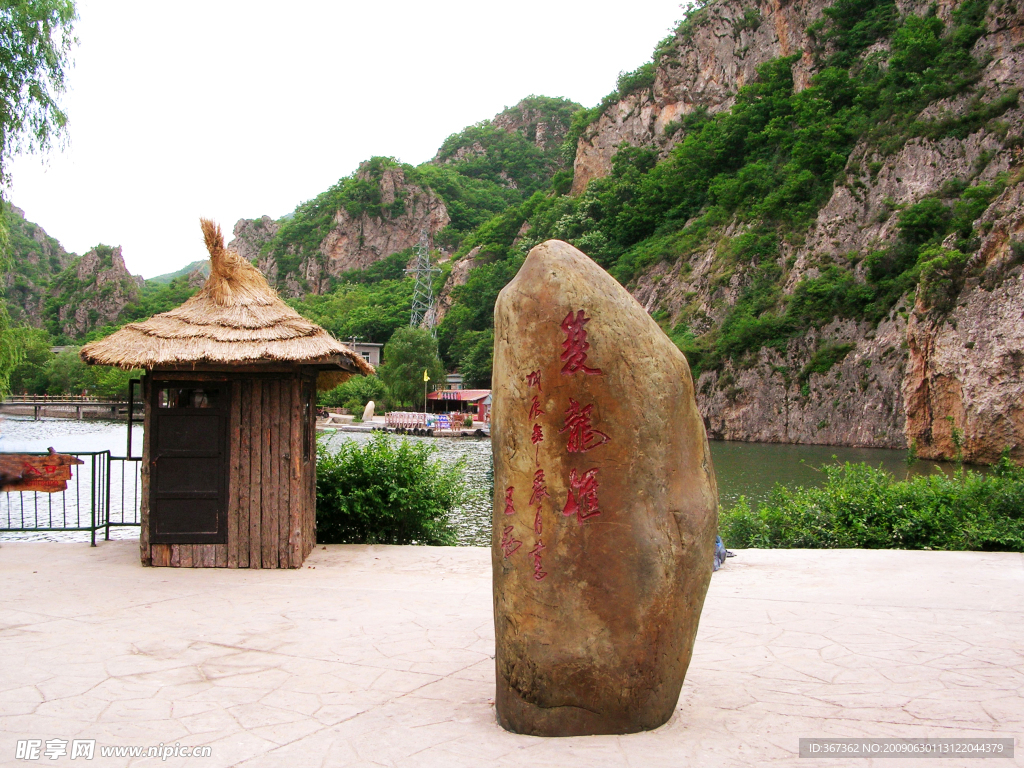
7;1;684;278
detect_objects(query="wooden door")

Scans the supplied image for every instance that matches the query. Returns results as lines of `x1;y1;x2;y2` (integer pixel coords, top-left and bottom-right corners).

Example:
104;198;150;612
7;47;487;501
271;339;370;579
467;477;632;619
150;381;230;544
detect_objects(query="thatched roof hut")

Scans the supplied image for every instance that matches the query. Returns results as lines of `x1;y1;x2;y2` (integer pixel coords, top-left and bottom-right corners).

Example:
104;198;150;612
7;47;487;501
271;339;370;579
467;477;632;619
82;219;372;570
81;219;373;388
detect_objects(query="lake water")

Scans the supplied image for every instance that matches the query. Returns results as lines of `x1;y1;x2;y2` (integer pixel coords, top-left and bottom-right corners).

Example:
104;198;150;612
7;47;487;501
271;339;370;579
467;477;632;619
1;416;957;545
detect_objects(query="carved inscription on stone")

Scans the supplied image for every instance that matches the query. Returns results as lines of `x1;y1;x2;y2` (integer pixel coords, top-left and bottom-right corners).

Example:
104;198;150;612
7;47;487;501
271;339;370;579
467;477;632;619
492;239;718;737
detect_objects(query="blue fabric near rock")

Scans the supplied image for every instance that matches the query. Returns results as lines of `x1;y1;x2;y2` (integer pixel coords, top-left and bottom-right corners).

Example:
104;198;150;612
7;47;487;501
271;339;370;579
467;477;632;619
714;535;728;571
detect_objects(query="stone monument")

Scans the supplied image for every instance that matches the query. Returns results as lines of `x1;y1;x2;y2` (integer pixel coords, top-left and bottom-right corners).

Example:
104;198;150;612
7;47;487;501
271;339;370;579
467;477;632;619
491;239;718;736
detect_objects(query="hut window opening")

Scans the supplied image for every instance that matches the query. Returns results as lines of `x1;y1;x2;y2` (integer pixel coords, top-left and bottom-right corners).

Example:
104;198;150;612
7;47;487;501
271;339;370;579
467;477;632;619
157;386;221;409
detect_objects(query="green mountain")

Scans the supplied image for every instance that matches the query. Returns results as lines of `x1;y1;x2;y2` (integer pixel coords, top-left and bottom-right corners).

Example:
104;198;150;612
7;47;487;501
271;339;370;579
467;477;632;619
147;259;209;285
272;0;1023;463
2;205;144;341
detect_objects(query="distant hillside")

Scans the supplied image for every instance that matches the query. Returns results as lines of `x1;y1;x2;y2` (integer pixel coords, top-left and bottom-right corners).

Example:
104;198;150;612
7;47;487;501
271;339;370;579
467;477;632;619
147;259;209;285
231;96;581;297
2;205;74;327
2;206;145;340
0;204;208;344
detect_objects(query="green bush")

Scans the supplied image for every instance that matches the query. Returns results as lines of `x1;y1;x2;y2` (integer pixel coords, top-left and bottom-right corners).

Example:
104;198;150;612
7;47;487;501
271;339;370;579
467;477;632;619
319;375;389;412
799;342;855;385
721;458;1024;551
316;432;466;545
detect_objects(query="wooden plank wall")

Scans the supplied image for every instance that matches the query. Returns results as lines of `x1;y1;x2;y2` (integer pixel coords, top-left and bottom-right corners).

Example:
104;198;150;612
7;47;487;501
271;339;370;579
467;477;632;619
139;375;152;565
289;377;303;567
303;378;317;561
305;409;316;561
146;374;314;569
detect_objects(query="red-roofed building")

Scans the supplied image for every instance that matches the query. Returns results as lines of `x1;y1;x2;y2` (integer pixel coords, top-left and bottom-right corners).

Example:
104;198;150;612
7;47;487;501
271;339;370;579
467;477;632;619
427;388;491;422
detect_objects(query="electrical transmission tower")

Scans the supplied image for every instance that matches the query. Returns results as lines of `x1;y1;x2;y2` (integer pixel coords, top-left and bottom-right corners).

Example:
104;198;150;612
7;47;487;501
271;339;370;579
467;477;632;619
406;230;441;335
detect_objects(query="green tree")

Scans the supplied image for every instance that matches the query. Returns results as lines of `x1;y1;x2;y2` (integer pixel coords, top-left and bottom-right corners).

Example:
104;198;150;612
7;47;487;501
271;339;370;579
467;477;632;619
0;0;77;185
0;1;77;397
43;345;90;394
7;326;52;393
319;375;389;413
90;364;141;400
379;327;445;408
457;329;493;388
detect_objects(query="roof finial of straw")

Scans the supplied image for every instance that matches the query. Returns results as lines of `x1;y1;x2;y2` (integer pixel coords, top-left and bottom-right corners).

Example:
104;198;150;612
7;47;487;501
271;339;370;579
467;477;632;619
201;218;225;260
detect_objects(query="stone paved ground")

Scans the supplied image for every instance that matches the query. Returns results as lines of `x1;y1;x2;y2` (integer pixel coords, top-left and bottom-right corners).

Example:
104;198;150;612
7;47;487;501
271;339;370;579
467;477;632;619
0;542;1021;767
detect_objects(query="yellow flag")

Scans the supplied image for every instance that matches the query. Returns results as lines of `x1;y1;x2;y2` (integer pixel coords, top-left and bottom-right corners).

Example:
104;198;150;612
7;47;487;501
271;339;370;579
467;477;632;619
423;369;430;382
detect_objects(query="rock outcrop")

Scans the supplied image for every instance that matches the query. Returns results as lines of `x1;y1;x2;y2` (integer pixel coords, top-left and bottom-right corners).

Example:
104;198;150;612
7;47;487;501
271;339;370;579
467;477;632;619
903;179;1024;463
492;240;717;736
53;245;143;339
229;215;280;278
571;0;821;194
436;97;578;164
434;246;480;325
319;165;449;274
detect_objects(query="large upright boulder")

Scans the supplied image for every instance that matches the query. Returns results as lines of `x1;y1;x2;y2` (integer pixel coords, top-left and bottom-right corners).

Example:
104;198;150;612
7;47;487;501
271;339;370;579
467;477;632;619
491;240;718;736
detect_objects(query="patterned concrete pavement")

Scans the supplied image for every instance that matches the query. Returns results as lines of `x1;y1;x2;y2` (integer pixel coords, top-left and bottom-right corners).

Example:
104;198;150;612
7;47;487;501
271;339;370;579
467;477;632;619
0;542;1021;767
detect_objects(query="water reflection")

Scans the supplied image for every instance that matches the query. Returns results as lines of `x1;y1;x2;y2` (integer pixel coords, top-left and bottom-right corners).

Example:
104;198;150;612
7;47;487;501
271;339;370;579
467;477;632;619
0;416;143;456
3;417;963;546
0;416;144;542
708;440;959;508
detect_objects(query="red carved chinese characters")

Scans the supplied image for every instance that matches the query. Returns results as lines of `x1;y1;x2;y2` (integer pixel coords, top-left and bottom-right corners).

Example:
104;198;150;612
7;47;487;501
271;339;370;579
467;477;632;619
500;526;522;558
529;540;548;581
526;372;545;466
528;395;544;421
531;424;544;445
562;467;601;523
559;398;609;453
560;310;602;376
529;469;550;507
503;487;516;515
528;469;550;572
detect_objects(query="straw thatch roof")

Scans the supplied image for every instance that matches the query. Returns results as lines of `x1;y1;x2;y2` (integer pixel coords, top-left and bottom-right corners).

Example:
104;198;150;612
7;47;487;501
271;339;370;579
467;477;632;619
81;219;374;387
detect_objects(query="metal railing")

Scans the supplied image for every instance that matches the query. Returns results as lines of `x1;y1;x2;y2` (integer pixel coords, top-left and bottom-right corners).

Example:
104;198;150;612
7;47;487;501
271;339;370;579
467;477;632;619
4;394;105;402
0;451;142;545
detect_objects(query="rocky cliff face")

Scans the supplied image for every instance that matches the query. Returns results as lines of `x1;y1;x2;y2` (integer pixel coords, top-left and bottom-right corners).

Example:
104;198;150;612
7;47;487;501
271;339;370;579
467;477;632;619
228;215;294;291
904;177;1024;463
583;0;1024;461
229;215;279;273
243;165;450;298
320;165;450;275
572;0;821;194
439;97;575;164
3;208;143;339
51;245;143;339
434;246;480;326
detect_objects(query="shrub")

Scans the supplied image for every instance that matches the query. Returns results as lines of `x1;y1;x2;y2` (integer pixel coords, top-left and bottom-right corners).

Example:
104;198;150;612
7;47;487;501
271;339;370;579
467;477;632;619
316;432;466;545
720;458;1024;551
319;375;389;412
918;247;969;311
799;342;855;385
